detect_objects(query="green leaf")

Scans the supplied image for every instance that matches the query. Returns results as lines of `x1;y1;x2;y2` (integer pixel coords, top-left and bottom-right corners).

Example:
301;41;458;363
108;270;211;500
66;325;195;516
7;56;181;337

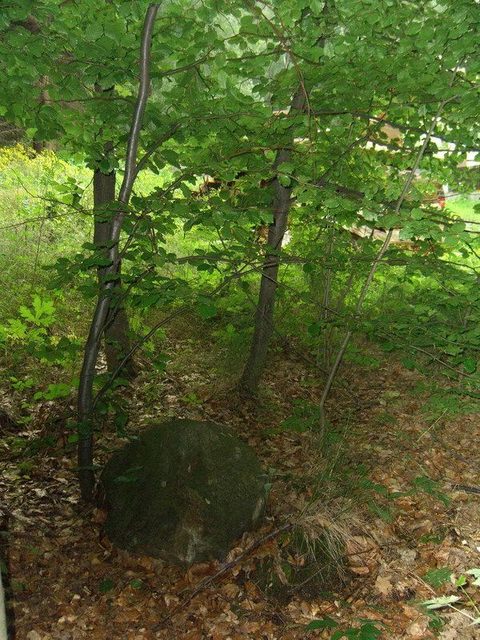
83;255;113;269
331;622;383;640
410;208;424;220
18;306;35;323
277;161;294;175
306;616;338;631
129;578;144;589
455;574;467;587
308;322;322;337
368;500;393;523
413;476;450;507
43;383;72;400
99;579;115;593
358;623;383;639
463;358;477;374
465;568;480;586
197;301;217;320
422;595;460;610
303;262;315;274
423;567;452;588
310;0;325;15
152;353;169;372
402;358;416;370
278;174;291;187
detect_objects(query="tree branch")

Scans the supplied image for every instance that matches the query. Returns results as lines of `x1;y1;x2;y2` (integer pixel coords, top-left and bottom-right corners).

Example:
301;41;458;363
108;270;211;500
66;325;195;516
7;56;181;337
317;74;461;436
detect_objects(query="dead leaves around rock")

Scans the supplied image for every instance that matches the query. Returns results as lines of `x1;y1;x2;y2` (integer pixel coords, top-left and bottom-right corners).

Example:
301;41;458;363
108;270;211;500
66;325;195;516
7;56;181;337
6;351;480;639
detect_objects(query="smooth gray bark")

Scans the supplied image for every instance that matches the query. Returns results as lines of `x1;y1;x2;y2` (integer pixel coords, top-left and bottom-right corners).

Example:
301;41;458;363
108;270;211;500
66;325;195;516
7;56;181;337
77;4;159;501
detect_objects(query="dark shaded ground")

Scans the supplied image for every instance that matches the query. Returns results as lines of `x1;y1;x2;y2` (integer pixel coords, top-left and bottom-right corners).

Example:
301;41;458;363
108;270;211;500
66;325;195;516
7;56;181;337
2;344;479;639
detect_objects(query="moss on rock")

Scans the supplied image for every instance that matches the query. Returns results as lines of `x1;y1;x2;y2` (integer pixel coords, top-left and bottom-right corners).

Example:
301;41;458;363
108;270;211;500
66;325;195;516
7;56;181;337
100;419;268;565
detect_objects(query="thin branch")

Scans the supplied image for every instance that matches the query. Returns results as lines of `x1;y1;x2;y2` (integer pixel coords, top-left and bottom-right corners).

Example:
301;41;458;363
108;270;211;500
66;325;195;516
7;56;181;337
156;48;215;78
135;123;180;175
118;6;160;206
152;523;293;631
317;73;461;435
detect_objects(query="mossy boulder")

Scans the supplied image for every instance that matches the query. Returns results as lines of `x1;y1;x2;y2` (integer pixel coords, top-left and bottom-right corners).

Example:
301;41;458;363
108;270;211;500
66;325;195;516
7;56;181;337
100;419;268;565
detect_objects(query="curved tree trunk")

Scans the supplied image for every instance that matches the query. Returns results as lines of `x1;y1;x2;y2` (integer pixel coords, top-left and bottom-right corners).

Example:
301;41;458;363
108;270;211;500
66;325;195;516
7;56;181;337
93;168;136;378
239;87;306;395
77;4;159;501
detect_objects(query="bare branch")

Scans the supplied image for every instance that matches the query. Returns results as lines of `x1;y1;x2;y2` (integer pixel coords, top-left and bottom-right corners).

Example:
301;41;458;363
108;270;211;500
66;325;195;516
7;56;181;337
317;72;462;435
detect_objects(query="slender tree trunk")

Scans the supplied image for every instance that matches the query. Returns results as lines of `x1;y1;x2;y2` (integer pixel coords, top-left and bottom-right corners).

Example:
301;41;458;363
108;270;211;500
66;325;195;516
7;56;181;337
317;227;334;368
317;81;459;435
104;305;134;375
77;4;159;501
239;87;306;395
0;512;13;640
93;168;136;378
32;84;50;153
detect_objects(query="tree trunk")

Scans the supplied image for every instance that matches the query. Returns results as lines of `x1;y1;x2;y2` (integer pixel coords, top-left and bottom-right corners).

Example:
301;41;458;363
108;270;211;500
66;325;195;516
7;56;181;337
77;4;159;501
0;512;13;640
239;88;306;395
93;168;136;378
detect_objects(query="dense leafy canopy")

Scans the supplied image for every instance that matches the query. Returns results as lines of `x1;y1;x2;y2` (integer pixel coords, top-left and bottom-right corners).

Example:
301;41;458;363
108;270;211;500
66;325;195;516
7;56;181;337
2;3;480;638
0;0;479;475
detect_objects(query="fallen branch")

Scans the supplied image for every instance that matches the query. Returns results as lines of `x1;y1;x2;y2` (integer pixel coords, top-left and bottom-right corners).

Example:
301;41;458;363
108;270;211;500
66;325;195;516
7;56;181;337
153;522;294;631
153;523;393;631
450;483;480;495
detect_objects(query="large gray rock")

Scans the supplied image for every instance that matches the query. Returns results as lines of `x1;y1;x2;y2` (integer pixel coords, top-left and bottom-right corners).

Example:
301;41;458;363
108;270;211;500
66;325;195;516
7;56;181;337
100;419;268;565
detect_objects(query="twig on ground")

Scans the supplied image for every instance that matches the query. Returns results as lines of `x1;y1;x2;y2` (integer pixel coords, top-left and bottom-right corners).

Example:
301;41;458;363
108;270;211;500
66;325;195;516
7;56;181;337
152;522;294;631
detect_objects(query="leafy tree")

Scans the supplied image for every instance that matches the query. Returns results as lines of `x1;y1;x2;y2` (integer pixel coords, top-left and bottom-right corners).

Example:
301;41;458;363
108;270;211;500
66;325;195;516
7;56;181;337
1;0;479;500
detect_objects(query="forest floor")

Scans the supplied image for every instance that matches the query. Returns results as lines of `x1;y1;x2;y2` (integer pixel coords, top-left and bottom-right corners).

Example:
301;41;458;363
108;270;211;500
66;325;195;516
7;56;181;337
1;330;480;640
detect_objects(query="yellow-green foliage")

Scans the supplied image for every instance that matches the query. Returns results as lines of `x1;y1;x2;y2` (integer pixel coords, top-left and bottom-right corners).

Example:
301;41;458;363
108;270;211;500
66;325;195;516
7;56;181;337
0;143;35;170
0;143;91;207
0;145;92;315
